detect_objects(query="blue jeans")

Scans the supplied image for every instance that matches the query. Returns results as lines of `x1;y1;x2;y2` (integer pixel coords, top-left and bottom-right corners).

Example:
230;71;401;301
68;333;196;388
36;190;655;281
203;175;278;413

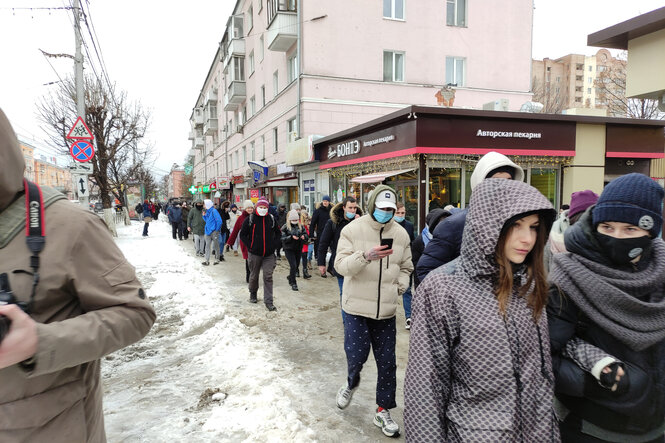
402;286;412;319
337;276;346;323
218;232;228;258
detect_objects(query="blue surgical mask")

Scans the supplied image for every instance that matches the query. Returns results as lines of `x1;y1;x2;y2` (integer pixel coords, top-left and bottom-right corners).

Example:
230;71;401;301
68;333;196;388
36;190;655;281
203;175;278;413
373;208;393;224
345;211;356;220
393;216;405;223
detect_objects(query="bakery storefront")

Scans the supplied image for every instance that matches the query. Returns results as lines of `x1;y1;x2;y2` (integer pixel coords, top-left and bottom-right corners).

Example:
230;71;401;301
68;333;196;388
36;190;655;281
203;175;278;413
313;106;665;231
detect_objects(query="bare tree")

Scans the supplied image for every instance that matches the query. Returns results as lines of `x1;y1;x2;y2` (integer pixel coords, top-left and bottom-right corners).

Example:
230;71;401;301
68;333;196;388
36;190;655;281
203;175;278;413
595;53;664;119
532;76;564;114
37;75;151;214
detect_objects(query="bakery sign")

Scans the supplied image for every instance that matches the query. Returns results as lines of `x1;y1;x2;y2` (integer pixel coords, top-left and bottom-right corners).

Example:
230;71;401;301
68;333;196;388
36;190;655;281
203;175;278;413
327;134;395;160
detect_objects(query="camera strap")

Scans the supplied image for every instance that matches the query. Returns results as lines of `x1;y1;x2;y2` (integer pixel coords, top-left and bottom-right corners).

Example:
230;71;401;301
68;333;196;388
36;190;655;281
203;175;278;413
24;179;45;310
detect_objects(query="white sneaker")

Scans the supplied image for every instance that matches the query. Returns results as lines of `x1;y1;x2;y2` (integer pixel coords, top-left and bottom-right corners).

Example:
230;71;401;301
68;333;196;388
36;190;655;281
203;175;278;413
336;385;356;409
405;318;412;330
374;408;400;437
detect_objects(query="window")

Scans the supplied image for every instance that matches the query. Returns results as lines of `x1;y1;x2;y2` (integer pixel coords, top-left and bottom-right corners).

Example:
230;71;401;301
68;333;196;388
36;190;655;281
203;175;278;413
259;36;264;62
556;76;560;82
261;85;266;106
230;56;245;82
234;152;238;169
273;127;278;152
446;0;466;26
267;0;297;25
383;51;405;82
247;6;253;31
383;0;404;20
242;146;247;164
445;56;465;86
273;70;279;97
587;87;591;94
250;141;255;161
249;51;255;74
287;117;297;139
242;105;247;124
250;96;256;117
588;77;592;84
588;65;592;72
287;54;297;83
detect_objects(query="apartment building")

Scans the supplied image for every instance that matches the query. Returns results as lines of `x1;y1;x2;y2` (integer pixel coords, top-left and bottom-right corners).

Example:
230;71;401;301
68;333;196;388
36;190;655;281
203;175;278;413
20;141;35;181
168;168;185;199
189;0;535;210
532;49;624;114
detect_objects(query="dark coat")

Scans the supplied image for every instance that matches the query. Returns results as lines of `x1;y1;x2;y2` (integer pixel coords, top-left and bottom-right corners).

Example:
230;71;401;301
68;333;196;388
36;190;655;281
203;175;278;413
187;206;205;236
167;206;182;224
415;208;467;284
220;209;230;234
309;203;331;237
280;223;309;251
277;208;287;227
405;179;558;442
396;219;415;243
547;211;665;438
317;202;363;275
240;213;281;257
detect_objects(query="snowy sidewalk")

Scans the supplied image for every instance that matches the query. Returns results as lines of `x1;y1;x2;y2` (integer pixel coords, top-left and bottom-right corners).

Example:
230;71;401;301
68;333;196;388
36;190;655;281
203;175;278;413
103;219;410;442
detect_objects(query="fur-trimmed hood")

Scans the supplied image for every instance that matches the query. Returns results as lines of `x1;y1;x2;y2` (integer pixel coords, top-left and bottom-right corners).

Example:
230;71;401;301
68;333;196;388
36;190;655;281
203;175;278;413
330;201;364;225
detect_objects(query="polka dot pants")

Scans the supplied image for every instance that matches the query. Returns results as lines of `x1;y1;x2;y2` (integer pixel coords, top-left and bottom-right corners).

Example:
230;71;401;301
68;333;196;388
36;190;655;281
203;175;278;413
343;312;397;410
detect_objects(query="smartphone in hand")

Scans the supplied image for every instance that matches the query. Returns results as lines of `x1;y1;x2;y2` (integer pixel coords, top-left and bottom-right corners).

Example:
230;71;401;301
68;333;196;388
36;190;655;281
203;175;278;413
380;238;394;249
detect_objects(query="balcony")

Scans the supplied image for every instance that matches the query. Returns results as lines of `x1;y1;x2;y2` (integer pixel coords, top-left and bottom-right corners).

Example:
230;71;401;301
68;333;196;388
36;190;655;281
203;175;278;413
206;89;218;104
188;130;195;141
191;108;204;127
193;134;204;148
223;39;246;67
223;81;246;111
204;118;218;135
267;12;297;52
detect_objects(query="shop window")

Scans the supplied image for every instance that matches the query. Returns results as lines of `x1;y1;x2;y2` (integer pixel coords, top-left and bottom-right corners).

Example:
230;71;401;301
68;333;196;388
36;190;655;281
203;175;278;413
429;168;462;211
530;168;558;207
446;0;466;27
383;51;405;82
383;0;405;20
330;175;346;205
273;187;288;207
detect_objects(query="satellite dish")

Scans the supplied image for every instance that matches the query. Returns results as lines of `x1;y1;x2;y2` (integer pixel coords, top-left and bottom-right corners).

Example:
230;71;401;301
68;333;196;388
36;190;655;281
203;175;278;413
520;101;544;113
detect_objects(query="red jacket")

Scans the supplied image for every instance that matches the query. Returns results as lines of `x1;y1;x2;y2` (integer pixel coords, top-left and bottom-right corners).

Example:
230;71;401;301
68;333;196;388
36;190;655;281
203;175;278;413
227;210;249;259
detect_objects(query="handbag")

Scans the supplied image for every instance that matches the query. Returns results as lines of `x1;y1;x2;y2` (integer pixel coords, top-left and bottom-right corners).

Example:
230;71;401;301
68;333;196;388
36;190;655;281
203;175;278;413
144;216;152;223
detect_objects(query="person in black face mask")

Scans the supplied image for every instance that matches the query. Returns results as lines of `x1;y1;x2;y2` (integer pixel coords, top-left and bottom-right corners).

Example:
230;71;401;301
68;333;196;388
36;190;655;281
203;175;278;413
547;173;665;443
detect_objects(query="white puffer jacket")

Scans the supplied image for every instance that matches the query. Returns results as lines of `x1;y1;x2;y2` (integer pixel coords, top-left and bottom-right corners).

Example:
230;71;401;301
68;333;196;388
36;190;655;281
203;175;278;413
334;185;413;319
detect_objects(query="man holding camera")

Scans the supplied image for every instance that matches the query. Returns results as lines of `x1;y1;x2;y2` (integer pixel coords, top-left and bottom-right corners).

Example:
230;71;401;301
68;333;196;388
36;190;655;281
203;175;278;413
0;109;155;442
333;185;412;438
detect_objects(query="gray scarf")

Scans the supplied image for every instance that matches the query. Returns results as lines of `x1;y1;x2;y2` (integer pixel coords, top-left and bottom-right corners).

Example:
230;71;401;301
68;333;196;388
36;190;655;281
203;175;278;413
550;240;665;351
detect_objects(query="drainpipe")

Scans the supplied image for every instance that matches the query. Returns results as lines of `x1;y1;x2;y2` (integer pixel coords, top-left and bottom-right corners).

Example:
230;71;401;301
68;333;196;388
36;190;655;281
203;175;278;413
296;1;302;138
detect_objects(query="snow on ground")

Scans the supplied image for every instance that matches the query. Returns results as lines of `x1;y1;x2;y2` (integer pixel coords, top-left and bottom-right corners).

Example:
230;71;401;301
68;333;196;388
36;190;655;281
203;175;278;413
103;219;410;442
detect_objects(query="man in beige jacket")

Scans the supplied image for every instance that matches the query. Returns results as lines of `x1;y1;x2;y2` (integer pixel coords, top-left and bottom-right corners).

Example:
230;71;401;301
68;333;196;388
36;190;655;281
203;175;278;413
334;184;413;438
0;109;156;442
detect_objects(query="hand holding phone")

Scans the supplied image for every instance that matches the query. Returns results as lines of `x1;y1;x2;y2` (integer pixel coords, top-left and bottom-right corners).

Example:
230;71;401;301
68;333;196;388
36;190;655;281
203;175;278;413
380;238;394;250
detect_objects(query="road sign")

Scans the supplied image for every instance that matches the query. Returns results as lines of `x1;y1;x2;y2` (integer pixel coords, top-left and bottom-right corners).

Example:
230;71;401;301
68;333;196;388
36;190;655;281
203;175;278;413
70;163;93;175
73;174;89;197
67;116;93;140
70;140;95;162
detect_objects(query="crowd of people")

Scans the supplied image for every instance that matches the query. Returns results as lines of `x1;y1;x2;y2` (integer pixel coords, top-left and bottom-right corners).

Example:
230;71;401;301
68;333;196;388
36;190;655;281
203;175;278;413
2;97;665;441
135;150;665;442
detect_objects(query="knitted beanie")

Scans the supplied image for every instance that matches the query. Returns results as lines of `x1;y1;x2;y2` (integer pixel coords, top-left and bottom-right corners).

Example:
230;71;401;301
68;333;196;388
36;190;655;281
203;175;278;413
592;173;664;237
290;203;301;211
322;195;331;202
568;190;599;218
287;209;299;221
256;196;270;208
243;199;254;209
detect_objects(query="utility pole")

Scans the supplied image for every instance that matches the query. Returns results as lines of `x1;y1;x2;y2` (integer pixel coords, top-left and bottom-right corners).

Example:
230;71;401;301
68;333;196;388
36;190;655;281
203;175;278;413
72;0;90;210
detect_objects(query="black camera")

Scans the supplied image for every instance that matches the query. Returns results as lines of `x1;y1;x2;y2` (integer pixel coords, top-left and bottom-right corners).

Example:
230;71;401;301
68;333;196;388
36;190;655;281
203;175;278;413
0;273;28;345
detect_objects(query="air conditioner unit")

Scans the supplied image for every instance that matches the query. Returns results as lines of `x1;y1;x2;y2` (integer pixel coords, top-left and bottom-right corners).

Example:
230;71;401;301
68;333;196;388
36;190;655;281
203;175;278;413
236;124;244;134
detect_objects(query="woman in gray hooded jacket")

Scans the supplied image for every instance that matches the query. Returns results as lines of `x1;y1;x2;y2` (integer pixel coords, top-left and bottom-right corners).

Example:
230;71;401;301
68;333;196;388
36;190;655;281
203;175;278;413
405;178;559;442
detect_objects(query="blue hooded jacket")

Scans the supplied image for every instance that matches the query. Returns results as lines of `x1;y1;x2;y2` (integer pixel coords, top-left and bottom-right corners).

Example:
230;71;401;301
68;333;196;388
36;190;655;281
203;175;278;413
202;207;223;235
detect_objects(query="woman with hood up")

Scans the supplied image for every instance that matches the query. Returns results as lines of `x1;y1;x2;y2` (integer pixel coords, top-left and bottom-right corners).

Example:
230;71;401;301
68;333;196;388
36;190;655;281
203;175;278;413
405;178;558;442
547;173;665;442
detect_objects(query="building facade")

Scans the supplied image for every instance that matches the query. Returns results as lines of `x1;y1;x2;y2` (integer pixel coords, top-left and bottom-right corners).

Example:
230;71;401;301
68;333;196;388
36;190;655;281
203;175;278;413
168;168;185;199
532;49;625;114
188;0;536;211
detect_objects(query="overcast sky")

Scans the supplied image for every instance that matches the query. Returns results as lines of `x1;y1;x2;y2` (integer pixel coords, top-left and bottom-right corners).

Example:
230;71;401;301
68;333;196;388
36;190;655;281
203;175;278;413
1;0;663;178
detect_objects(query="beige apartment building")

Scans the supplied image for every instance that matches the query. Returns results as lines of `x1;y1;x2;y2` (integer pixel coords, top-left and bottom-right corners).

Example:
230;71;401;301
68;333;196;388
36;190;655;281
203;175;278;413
532;49;624;115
